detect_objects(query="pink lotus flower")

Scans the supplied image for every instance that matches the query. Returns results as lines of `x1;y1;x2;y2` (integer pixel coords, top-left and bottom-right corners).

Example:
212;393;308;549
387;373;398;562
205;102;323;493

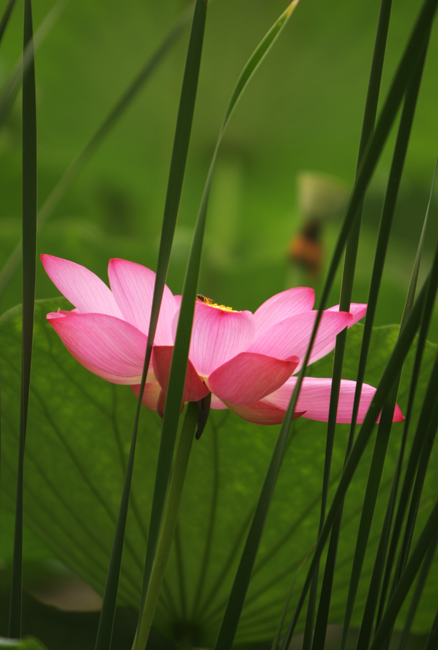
42;255;404;425
41;254;176;411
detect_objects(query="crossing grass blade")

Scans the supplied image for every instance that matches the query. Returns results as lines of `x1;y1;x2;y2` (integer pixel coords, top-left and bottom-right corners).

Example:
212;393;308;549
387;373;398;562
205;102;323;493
277;1;437;645
215;0;438;647
393;367;438;581
93;4;205;650
424;606;438;650
133;3;207;644
336;36;430;650
396;528;438;650
8;0;37;638
279;230;438;648
136;3;304;649
0;0;69;129
354;166;438;650
369;493;438;650
0;0;16;44
0;4;191;297
373;233;438;639
306;3;393;647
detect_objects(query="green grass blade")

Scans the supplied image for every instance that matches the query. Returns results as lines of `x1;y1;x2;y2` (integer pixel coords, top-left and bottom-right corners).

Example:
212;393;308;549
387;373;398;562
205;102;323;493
400;159;437;322
396;532;438;650
369;495;438;650
8;0;37;638
93;420;145;650
94;4;205;650
315;0;437;322
213;403;302;650
0;0;16;44
280;240;438;648
0;0;69;129
0;4;190;298
190;419;220;619
424;606;438;650
215;1;436;645
147;4;304;649
133;402;198;650
355;168;438;650
136;3;305;649
307;3;393;647
221;0;301;128
134;0;207;629
374;233;438;632
393;373;438;580
337;37;429;649
346;32;429;445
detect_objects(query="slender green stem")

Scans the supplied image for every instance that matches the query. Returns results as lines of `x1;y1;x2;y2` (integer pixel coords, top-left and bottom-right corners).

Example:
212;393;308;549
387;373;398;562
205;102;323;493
133;402;198;650
8;0;37;637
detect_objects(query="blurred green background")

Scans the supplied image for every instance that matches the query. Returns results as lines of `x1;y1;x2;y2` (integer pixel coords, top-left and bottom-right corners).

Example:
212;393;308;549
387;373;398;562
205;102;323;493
1;2;438;646
1;0;437;333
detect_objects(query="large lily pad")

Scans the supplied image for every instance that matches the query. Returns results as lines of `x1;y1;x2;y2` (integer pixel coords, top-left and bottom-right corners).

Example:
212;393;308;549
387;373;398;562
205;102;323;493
1;301;437;646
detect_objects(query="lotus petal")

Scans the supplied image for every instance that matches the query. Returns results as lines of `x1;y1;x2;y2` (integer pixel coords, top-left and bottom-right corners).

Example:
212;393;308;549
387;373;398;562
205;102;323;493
264;377;404;423
253;287;315;336
208;352;299;404
41;254;122;317
185;302;255;377
47;312;148;384
108;258;177;343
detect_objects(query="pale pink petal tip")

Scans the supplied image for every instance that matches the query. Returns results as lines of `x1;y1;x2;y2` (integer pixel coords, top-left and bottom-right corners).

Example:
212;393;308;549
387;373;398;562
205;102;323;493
328;302;367;326
41;254;122;317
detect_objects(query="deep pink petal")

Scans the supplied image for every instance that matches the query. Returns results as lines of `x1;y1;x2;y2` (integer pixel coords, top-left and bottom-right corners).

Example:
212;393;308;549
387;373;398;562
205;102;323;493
248;310;353;370
226;401;305;425
208;353;299;404
264;377;404;423
153;346;209;403
107;258;177;343
47;312;148;384
131;382;164;412
254;287;315;336
187;302;255;377
41;254;122;317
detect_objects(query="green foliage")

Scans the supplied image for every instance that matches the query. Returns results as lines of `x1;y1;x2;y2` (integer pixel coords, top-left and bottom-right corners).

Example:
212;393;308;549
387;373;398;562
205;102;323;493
1;301;437;646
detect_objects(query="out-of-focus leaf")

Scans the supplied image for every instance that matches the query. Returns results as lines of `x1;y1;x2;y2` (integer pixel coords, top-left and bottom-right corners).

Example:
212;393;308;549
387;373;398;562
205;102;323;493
1;301;437;646
0;511;51;563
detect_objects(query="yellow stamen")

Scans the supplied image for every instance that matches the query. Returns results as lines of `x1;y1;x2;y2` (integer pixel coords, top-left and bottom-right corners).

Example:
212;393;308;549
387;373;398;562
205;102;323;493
196;294;238;312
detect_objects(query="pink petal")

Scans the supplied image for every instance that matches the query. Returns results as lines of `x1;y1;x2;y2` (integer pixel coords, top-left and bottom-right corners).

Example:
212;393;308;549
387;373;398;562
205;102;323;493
248;310;353;370
208;352;299;404
226;401;305;425
264;377;404;423
131;382;164;412
298;303;367;368
186;302;255;377
41;254;122;317
107;258;177;343
327;303;367;325
211;395;227;409
253;287;315;336
153;346;210;403
47;312;148;384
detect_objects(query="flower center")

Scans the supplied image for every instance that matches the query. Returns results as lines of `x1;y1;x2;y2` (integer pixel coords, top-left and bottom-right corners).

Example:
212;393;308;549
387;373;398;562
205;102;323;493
196;294;238;313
